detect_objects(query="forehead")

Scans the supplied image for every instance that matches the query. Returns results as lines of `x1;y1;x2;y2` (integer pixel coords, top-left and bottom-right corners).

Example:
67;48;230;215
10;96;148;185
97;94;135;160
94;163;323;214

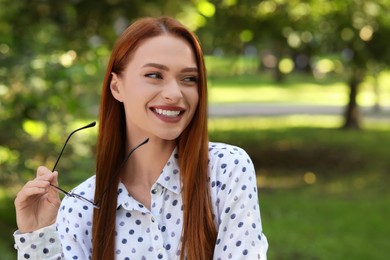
129;35;197;68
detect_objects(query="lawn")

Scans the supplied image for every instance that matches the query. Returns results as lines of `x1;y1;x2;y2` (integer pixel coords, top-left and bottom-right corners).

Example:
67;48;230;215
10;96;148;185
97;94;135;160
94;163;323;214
208;73;390;106
209;116;390;260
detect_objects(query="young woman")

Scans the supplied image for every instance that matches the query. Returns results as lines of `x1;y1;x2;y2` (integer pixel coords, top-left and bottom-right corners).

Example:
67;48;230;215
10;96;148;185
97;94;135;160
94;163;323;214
14;16;268;259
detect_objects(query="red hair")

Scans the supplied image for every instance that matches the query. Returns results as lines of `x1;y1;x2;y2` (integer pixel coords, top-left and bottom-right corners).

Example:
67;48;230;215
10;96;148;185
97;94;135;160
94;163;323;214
92;17;217;260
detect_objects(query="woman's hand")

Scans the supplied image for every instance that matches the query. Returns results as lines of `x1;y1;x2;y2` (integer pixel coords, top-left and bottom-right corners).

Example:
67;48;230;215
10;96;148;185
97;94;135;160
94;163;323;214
15;166;61;233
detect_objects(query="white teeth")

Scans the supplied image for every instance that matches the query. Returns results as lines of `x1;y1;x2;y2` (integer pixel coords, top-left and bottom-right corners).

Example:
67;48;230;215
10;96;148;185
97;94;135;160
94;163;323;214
154;108;181;117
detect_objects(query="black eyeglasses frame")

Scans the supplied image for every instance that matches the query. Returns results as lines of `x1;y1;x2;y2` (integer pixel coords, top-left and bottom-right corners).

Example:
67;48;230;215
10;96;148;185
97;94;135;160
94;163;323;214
49;121;148;209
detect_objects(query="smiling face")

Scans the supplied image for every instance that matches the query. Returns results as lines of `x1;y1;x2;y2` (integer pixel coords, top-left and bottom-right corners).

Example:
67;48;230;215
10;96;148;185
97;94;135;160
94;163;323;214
110;34;199;144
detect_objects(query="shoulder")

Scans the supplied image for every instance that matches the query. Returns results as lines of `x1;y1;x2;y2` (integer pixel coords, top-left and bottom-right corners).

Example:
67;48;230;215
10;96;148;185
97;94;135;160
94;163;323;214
70;175;97;199
57;175;96;224
208;142;256;187
208;142;253;170
208;142;250;158
207;142;259;220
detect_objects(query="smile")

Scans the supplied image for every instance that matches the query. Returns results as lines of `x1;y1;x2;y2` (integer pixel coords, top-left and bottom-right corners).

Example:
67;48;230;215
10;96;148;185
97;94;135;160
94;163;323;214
153;108;182;117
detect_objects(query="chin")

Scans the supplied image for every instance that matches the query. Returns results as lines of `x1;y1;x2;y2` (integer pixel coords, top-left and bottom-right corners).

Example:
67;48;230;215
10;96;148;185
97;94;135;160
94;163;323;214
156;131;183;141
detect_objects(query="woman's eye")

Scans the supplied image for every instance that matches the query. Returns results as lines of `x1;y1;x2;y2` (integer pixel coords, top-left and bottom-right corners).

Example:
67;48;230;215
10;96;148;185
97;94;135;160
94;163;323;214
145;72;162;79
182;76;198;83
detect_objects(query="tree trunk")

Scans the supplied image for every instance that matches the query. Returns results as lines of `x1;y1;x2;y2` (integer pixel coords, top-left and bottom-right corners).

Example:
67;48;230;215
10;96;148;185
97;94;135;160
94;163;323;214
342;71;363;129
373;73;381;112
273;62;284;82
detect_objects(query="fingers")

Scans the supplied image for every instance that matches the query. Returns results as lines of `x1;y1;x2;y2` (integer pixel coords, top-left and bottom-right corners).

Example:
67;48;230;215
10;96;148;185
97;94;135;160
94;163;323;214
36;166;59;184
15;179;50;206
47;171;61;202
36;166;54;179
25;179;51;192
15;166;59;206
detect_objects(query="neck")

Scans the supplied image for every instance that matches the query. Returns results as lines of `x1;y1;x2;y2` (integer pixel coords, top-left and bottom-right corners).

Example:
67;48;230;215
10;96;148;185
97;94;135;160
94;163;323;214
121;137;175;188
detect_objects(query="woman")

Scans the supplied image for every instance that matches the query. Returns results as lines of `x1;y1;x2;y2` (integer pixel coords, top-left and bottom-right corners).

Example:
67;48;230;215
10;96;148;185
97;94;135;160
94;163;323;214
14;16;268;259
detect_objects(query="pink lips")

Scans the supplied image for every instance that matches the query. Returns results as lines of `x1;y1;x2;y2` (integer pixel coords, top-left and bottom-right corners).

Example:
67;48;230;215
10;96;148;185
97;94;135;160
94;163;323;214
150;105;185;123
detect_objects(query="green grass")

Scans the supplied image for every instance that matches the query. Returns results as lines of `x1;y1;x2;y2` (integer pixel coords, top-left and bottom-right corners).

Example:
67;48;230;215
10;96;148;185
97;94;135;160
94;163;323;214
262;186;390;260
206;68;390;107
208;73;347;105
209;116;390;260
2;116;389;259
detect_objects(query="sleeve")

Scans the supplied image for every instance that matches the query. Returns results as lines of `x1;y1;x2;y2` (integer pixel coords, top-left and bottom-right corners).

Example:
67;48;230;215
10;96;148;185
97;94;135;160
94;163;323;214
211;146;268;260
13;224;64;260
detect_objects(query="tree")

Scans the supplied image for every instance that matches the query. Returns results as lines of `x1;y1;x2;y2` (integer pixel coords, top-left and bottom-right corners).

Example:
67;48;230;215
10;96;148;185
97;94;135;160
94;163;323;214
200;0;390;129
0;0;186;183
312;0;390;129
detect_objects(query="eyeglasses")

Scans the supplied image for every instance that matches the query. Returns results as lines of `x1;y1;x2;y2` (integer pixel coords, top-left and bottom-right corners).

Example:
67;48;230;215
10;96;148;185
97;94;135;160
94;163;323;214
50;121;149;209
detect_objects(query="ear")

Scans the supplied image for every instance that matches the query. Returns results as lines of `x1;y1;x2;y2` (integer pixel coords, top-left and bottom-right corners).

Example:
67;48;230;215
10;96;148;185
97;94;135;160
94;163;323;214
110;73;124;102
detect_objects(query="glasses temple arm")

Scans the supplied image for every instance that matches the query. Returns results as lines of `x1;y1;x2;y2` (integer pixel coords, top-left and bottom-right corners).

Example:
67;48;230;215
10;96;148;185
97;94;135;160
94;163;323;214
52;121;96;172
50;183;71;196
94;138;149;206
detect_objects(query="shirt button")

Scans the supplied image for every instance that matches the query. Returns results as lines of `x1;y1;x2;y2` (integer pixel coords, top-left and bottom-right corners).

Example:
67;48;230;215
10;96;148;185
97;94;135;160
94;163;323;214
151;216;155;223
157;247;163;254
151;187;158;194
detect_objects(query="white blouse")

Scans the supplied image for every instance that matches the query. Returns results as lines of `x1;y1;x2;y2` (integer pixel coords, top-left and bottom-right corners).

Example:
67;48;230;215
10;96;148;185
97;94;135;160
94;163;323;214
14;142;268;259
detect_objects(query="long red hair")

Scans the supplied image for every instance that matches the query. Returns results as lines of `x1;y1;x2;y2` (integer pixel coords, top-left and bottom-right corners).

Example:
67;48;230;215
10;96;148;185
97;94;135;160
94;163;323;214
92;17;217;260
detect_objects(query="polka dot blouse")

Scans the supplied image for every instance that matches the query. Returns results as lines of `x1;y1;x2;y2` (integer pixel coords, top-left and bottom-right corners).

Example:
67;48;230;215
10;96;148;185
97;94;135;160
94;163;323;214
14;142;268;259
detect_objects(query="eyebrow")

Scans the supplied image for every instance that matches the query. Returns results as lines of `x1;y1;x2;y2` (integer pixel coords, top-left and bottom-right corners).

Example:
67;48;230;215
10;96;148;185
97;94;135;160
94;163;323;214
142;63;198;73
143;63;168;71
181;67;198;73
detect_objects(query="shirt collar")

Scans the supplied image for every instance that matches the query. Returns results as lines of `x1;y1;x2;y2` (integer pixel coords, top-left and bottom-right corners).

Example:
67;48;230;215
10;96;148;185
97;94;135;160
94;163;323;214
116;147;181;209
156;147;181;194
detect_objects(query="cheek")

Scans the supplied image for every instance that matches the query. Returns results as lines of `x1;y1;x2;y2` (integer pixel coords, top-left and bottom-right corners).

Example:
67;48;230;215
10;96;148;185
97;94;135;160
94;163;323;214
123;79;152;100
186;87;199;107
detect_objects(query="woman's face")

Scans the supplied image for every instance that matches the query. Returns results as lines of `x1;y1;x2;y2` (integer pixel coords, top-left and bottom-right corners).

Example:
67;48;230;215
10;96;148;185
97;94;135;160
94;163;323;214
110;34;199;143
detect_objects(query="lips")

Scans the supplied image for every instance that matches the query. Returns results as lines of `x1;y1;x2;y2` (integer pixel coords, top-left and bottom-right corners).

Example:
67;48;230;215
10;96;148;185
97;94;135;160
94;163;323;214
150;106;185;122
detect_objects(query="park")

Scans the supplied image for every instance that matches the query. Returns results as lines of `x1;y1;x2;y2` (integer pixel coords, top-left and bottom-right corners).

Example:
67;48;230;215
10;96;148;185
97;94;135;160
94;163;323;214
1;1;390;259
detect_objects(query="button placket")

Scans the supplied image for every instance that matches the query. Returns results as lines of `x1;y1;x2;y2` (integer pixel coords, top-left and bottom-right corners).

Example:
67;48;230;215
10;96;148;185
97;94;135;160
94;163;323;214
148;212;166;259
149;183;168;258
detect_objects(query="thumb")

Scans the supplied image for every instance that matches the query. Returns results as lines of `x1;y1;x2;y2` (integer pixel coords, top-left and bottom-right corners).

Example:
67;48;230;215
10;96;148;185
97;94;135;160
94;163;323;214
51;171;59;187
47;171;61;205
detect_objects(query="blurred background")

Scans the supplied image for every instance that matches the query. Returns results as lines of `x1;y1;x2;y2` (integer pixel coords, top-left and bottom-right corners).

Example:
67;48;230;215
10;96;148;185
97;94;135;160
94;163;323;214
1;0;389;259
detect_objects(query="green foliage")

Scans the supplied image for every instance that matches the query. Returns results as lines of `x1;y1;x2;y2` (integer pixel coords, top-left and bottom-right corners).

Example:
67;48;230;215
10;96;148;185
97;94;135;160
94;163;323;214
0;0;219;184
0;188;17;260
2;0;390;182
199;0;390;68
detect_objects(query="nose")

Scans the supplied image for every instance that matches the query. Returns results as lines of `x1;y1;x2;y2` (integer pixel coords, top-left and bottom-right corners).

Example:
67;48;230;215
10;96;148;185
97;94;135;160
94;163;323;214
162;79;183;102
